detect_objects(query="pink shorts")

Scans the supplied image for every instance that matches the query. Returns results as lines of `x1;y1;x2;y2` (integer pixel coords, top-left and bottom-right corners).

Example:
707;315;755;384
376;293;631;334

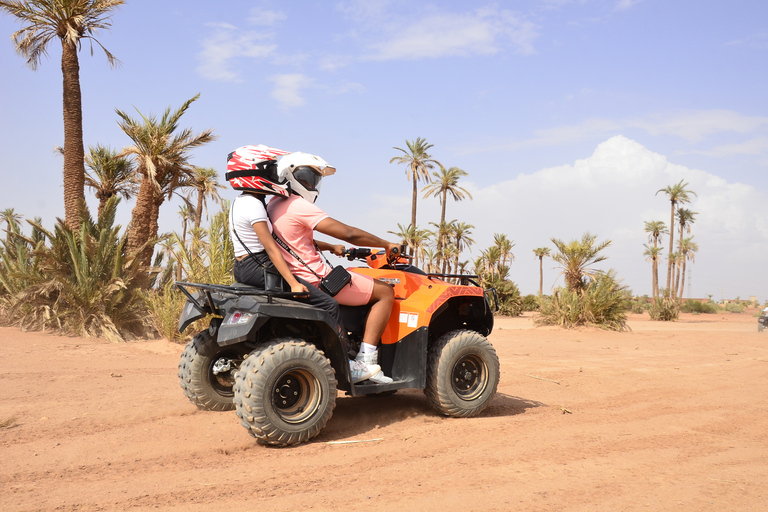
333;271;374;306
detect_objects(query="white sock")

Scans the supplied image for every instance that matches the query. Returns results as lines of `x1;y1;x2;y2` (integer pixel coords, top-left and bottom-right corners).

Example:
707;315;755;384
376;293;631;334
360;342;377;355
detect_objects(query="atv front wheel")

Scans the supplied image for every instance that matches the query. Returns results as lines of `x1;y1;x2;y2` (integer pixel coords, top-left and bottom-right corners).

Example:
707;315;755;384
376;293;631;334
234;339;337;446
425;330;500;417
178;330;247;411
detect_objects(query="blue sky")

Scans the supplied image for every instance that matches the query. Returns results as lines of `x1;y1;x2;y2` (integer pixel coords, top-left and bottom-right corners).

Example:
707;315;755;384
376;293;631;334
1;0;766;301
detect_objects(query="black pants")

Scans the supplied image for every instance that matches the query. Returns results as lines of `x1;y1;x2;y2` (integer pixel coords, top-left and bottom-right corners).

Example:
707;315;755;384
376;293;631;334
233;255;341;327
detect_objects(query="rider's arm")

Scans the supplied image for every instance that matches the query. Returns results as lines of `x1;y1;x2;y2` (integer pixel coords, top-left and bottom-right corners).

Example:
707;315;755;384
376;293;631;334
315;217;400;257
315;240;345;256
251;221;309;295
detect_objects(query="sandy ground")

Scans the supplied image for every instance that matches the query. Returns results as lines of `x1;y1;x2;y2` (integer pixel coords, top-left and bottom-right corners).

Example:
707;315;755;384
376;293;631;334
1;311;767;512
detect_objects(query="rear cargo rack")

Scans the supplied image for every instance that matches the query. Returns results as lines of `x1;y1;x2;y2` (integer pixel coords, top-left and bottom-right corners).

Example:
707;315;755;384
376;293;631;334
174;281;308;316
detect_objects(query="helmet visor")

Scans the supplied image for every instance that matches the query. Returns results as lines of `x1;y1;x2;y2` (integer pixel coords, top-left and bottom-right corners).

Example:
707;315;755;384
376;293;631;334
293;166;324;191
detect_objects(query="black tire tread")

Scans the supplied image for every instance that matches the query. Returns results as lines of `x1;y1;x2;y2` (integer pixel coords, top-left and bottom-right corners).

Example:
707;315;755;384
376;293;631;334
424;329;500;418
233;338;336;446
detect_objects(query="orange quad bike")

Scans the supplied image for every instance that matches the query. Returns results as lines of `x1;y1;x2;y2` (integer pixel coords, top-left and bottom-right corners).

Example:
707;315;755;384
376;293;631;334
175;246;499;446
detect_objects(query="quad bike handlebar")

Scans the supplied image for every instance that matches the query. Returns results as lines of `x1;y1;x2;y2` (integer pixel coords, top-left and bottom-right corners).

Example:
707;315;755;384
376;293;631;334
342;244;410;267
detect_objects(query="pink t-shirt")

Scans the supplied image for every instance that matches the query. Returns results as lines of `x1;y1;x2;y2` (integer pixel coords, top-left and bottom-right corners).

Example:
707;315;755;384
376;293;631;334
267;194;330;284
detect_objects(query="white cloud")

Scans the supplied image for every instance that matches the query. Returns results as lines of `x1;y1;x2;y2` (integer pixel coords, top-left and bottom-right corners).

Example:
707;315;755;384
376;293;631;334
626;110;768;142
364;7;538;61
269;73;313;108
614;0;642;12
360;136;768;299
246;8;287;26
197;24;277;82
465;110;768;157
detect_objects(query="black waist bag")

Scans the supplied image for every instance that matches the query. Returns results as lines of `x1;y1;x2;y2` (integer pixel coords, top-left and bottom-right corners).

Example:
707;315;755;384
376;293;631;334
320;265;352;296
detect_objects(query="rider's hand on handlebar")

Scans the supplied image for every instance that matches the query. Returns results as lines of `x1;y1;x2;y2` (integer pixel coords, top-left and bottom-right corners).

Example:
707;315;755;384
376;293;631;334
328;244;345;257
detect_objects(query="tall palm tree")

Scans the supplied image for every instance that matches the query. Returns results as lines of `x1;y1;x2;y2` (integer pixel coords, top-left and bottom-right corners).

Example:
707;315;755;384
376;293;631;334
187;166;224;229
643;244;663;298
550;232;611;292
672;208;696;296
390;137;441;231
0;0;123;228
644;220;668;298
116;94;217;269
656;180;696;295
677;237;698;302
84;144;137;218
532;247;550;296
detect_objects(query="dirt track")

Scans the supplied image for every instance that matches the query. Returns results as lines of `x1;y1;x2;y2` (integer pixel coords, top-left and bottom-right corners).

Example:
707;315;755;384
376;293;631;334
1;312;767;511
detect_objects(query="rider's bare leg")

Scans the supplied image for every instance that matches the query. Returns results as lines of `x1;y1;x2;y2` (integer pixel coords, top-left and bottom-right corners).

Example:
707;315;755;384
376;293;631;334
361;280;395;347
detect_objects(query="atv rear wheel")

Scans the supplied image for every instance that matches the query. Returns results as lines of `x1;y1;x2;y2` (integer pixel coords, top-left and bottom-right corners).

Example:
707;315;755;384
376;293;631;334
178;330;247;411
425;329;500;417
234;339;336;446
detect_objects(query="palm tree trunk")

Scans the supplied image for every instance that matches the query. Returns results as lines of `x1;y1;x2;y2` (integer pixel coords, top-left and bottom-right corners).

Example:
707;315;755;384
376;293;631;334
410;176;418;229
195;190;203;229
539;257;544;295
61;42;86;228
126;178;156;271
652;257;658;298
666;203;675;295
678;259;687;302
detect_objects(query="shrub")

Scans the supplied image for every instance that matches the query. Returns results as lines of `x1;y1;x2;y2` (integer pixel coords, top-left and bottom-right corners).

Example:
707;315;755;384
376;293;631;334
680;299;718;314
142;205;234;342
0;198;148;341
521;294;540;312
536;270;631;331
724;302;744;313
649;296;680;321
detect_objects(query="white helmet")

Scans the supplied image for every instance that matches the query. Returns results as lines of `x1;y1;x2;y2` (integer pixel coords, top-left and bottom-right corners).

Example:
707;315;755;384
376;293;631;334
277;152;336;203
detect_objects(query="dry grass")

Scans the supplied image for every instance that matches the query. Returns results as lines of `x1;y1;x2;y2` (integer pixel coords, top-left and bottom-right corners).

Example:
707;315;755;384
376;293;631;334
0;416;19;430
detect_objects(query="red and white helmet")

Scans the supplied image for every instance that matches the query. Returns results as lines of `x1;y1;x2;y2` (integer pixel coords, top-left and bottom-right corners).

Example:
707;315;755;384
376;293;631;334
277;152;336;203
226;145;292;197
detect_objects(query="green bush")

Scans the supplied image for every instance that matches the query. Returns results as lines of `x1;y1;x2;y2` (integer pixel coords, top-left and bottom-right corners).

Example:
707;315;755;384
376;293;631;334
535;270;631;331
0;198;148;341
680;299;718;314
522;294;540;312
724;302;744;313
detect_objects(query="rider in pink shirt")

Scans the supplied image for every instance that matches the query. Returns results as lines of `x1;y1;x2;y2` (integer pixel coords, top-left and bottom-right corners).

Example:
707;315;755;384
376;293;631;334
267;152;400;385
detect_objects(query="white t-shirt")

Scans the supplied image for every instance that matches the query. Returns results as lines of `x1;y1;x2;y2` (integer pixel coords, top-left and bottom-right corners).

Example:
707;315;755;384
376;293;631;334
230;194;272;258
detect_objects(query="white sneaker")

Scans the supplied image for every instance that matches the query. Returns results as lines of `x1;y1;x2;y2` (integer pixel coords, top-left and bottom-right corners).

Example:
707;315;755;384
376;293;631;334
349;359;380;384
369;370;393;384
356;350;393;384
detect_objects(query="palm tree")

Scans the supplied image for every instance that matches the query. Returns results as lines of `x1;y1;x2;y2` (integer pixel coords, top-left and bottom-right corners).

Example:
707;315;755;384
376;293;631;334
643;244;663;298
644;220;668;298
387;223;433;269
429;220;456;273
550;232;611;292
677;237;698;302
1;208;23;245
451;222;474;274
0;0;123;228
532;247;551;296
672;208;697;296
422;165;472;258
84;144;137;218
656;180;696;295
493;233;515;268
187;166;224;229
116;94;217;269
390;137;441;231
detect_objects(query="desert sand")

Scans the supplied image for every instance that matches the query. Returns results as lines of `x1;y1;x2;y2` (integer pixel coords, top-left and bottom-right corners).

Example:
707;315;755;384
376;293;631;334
1;311;766;511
